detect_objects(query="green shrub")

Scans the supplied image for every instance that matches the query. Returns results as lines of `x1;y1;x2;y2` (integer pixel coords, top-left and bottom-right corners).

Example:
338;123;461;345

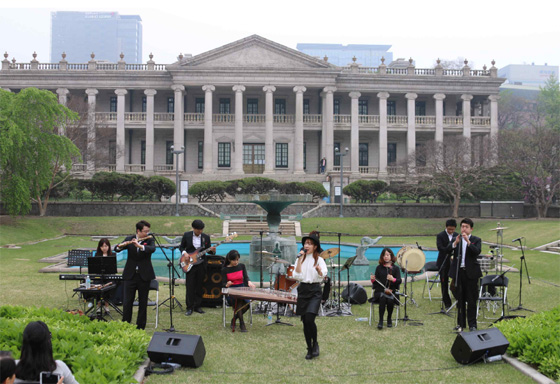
495;306;560;380
343;180;387;203
235;177;281;194
145;175;175;201
0;305;150;384
189;180;227;202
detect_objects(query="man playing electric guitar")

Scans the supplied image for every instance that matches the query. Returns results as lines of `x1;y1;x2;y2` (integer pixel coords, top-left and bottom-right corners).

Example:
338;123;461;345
180;219;216;316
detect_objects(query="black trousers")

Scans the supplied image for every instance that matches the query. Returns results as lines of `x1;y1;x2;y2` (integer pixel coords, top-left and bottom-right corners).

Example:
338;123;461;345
186;264;206;310
456;268;479;329
440;263;452;308
122;273;150;330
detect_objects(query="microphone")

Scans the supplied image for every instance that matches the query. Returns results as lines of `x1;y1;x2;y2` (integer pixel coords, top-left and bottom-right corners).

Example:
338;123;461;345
512;237;524;242
416;242;423;250
297;249;306;258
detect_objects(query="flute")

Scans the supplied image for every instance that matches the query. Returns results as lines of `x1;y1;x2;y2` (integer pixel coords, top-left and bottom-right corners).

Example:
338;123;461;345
117;235;153;249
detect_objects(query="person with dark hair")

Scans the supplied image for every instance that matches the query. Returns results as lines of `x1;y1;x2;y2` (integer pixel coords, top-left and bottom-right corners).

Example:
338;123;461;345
14;321;78;384
221;250;255;332
1;356;16;384
450;218;482;332
179;219;215;316
436;219;458;310
114;220;156;330
370;248;402;329
95;238;114;257
293;232;327;360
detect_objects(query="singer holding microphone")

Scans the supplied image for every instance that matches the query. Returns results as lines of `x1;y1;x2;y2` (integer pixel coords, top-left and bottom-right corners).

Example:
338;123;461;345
114;220;156;330
292;232;327;360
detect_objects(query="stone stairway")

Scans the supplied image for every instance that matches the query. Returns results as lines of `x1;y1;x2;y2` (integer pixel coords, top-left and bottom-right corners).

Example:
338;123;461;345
223;220;300;236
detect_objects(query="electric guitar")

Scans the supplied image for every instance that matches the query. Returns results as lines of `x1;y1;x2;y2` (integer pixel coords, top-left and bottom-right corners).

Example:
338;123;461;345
180;232;237;273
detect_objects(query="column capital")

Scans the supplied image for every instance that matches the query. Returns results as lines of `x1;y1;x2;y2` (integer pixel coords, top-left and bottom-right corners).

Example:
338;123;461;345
85;88;98;97
263;85;276;93
171;84;185;92
377;91;390;99
233;85;246;92
56;88;69;96
323;86;337;94
433;93;446;100
202;85;215;92
349;91;361;99
488;94;499;102
461;94;473;101
144;89;157;96
293;85;307;93
115;88;128;96
405;93;418;100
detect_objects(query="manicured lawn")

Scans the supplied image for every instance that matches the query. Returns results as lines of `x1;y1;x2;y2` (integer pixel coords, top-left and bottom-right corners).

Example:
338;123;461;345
1;216;559;383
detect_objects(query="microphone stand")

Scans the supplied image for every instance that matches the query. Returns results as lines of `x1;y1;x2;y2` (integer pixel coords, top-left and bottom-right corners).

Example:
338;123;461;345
429;251;454;318
399;259;423;326
152;233;182;333
323;231;352;317
510;238;534;312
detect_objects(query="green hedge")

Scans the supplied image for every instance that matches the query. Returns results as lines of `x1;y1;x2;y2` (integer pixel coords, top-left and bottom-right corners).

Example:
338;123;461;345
495;306;560;380
0;305;150;384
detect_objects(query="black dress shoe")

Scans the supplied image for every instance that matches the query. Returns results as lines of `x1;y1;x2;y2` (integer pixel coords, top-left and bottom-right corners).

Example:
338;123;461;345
377;321;383;330
305;348;313;360
312;342;320;358
453;325;462;332
387;319;393;328
185;309;193;316
194;308;205;314
469;326;477;332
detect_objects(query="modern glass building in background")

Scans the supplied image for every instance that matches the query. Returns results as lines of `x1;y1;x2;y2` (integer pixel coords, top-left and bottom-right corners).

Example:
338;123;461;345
50;11;142;64
296;43;393;67
498;63;558;87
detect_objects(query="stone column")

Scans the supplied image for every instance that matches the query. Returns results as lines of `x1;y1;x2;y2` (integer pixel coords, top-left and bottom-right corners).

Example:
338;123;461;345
56;88;70;136
323;86;336;173
171;84;185;172
232;85;245;174
263;85;276;174
488;95;499;166
433;93;446;169
406;93;418;174
462;94;473;165
115;89;128;172
349;91;361;174
85;88;98;173
321;92;327;159
202;85;215;174
293;86;306;174
144;89;157;173
377;92;389;176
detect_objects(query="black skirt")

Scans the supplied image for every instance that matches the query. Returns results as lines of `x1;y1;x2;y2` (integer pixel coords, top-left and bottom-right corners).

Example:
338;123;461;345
296;282;322;316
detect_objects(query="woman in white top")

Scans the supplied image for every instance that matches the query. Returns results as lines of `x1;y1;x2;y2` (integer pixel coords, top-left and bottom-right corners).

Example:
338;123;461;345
292;232;327;360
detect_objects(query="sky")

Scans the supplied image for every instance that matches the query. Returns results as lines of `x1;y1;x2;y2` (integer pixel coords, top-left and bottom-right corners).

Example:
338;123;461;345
1;0;558;70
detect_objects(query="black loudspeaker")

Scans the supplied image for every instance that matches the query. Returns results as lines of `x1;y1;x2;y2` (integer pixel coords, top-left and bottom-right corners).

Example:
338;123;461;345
147;332;206;368
341;283;368;304
201;255;225;307
451;328;509;364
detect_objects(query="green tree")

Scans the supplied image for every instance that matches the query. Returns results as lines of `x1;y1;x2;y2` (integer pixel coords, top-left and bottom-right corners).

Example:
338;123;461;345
537;75;560;132
0;88;80;216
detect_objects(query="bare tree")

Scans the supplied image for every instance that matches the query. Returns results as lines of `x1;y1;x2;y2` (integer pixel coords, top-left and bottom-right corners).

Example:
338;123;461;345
433;57;476;70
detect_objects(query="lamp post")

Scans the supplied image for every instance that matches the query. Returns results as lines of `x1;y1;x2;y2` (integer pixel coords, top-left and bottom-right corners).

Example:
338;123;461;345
170;145;184;217
335;147;349;218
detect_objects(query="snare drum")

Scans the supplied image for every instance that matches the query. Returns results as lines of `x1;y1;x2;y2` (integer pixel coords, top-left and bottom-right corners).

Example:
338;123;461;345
287;265;295;278
274;274;299;291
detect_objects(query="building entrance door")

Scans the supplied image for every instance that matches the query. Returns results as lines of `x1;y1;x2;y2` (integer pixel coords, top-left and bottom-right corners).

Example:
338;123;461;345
243;144;265;174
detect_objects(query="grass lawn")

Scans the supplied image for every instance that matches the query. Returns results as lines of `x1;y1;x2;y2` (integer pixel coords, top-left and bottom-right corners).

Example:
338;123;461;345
1;216;559;383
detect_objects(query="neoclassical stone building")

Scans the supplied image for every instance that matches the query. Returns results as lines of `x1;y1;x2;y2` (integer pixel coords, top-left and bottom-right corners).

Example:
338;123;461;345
1;35;504;186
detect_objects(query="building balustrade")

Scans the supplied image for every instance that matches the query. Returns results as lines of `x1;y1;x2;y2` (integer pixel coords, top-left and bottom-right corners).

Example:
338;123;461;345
125;164;146;172
303;114;322;124
184;113;203;123
415;116;436;125
387;166;405;174
71;164;87;172
359;115;380;124
443;116;463;125
359;166;379;174
273;114;295;124
96;112;117;121
387;115;408;124
124;112;146;121
244;114;266;124
154;113;174;121
471;116;491;126
213;114;235;123
154;165;174;172
334;115;351;124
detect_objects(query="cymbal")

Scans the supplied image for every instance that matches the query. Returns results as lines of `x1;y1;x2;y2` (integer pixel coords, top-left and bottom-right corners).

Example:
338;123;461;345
256;250;275;255
320;248;340;259
264;255;291;264
490;227;508;231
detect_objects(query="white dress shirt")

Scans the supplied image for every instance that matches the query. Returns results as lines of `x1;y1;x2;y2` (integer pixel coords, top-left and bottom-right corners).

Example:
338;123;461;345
292;254;328;284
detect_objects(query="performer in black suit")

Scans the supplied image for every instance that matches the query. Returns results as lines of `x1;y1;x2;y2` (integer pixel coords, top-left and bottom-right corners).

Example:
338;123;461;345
436;219;458;309
450;218;482;332
114;220;156;330
179;219;215;316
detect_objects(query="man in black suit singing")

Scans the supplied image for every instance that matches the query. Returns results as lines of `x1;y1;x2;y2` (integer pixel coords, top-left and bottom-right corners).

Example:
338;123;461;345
436;219;458;310
180;219;215;316
450;218;482;332
114;220;156;330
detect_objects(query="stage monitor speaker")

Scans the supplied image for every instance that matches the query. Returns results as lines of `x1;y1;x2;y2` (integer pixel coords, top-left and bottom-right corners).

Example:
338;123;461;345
341;283;368;304
147;332;206;368
451;327;509;365
201;255;225;307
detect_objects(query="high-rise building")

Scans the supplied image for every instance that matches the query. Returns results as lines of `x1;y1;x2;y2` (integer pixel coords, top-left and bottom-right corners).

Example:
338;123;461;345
498;63;558;87
296;43;392;67
50;11;142;64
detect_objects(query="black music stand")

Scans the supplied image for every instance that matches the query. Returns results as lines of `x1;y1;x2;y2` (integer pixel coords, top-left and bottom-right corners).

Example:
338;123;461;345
87;256;117;275
74;284;119;321
67;250;92;274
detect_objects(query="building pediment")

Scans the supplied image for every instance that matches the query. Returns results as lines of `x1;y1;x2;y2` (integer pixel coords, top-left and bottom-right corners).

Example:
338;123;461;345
175;35;334;70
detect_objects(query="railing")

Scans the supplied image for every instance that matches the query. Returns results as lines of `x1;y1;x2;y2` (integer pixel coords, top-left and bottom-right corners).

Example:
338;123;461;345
334;115;351;124
125;113;146;121
443;116;463;125
184;113;204;123
125;164;146;172
416;166;431;175
470;70;489;76
97;63;118;70
274;114;295;124
303;114;322;124
359;166;379;174
71;164;87;172
357;67;379;74
244;114;266;124
155;113;174;121
154;64;167;70
332;166;351;172
387;115;408;124
154;165;174;172
67;63;88;70
386;68;408;75
387;166;405;174
415;116;436;125
359;115;380;124
38;63;60;70
9;63;31;70
125;64;147;70
471;117;491;126
443;69;463;76
415;68;436;75
213;114;235;123
96;113;117;121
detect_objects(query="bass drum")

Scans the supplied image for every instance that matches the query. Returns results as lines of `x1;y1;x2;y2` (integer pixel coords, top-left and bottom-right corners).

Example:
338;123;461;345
397;246;426;274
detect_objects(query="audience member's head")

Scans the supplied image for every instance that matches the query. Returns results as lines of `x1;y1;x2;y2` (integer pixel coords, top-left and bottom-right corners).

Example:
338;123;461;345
0;356;16;384
14;321;57;381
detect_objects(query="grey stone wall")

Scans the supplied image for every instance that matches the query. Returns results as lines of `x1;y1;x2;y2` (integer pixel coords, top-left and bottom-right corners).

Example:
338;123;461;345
303;203;481;218
199;203;317;216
